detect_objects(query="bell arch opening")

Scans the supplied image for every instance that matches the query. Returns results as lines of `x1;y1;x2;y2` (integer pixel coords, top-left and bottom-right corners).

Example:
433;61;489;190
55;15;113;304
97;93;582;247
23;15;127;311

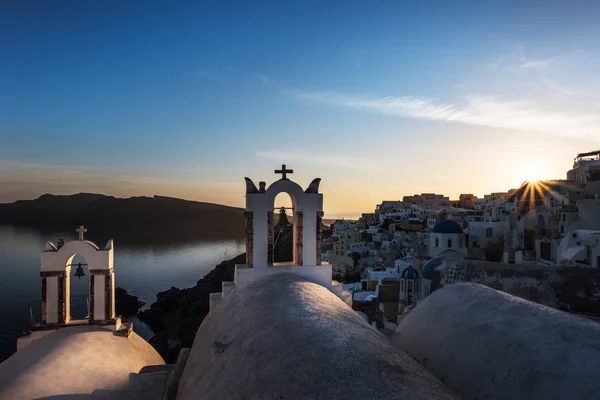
271;192;298;266
65;253;90;321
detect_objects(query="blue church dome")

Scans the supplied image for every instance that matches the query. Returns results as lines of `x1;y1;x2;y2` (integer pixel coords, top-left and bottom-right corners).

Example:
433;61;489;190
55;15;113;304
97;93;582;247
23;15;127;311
401;266;420;279
431;219;463;234
422;257;442;280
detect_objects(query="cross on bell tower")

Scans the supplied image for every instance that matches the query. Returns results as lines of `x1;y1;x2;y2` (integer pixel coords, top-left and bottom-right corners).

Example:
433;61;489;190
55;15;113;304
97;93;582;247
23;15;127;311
274;164;293;180
76;225;87;241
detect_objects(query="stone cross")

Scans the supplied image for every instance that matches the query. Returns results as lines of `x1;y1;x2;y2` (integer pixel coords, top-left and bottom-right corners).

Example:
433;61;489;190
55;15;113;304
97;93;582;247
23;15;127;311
76;225;87;241
275;164;293;180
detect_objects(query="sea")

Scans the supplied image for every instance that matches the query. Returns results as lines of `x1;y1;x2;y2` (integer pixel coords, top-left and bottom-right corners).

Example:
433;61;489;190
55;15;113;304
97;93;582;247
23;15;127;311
0;224;245;363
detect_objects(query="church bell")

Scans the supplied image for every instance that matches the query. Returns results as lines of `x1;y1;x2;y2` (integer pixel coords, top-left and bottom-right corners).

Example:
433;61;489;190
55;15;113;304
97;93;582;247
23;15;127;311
276;207;290;229
74;263;86;279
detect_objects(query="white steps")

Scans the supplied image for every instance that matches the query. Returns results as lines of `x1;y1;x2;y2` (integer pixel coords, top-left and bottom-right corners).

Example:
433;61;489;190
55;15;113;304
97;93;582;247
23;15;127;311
126;348;191;400
127;365;173;399
332;280;353;305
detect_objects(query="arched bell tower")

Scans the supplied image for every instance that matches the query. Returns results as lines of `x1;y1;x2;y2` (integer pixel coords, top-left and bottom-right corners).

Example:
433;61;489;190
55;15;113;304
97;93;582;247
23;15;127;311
40;226;115;325
208;167;350;311
244;165;324;268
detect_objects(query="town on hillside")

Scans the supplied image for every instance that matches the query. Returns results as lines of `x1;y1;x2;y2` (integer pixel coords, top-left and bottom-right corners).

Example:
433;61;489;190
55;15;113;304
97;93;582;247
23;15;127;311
319;149;600;330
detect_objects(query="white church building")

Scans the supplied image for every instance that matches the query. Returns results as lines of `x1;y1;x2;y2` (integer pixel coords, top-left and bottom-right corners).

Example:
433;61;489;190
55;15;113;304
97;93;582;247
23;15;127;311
1;167;600;400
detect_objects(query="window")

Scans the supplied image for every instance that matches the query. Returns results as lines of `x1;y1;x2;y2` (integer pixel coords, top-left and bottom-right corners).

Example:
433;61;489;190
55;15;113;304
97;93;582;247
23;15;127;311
435;237;439;247
486;228;493;238
448;238;452;248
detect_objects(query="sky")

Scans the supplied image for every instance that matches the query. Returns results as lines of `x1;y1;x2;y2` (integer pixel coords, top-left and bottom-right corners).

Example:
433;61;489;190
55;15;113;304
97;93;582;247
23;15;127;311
1;0;600;218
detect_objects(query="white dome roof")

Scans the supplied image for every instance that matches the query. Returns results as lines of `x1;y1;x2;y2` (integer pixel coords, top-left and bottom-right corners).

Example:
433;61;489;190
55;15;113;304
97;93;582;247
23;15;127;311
0;325;164;399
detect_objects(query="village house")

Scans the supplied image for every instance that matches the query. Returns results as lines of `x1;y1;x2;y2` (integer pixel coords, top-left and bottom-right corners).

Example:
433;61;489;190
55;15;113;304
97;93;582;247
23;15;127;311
567;149;600;185
557;230;600;268
327;230;361;274
402;193;450;207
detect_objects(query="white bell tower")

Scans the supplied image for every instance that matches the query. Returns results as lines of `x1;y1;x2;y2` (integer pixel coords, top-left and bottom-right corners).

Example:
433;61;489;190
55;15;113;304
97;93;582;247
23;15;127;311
208;166;352;310
40;227;115;325
244;165;324;268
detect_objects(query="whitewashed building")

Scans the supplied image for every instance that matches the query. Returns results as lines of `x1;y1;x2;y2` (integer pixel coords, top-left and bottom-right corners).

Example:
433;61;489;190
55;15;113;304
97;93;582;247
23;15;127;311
468;221;504;247
557;230;600;268
428;220;468;258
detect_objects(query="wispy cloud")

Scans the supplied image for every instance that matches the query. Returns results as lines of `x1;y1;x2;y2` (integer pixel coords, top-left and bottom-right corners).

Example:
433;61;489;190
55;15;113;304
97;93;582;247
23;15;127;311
293;45;600;141
515;45;585;95
536;76;577;95
285;43;600;143
255;149;382;170
517;45;553;69
294;91;600;139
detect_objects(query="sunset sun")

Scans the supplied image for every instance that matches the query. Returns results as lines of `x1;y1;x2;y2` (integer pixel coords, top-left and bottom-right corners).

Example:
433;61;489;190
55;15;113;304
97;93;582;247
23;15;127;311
521;165;543;184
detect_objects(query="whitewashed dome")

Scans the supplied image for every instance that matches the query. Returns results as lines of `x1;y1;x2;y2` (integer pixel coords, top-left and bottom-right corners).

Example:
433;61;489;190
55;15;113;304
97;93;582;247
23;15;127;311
0;325;164;399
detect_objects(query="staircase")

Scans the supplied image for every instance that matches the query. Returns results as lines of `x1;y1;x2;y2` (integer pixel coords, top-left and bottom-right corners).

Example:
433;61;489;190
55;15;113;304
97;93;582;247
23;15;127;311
331;280;353;305
127;365;173;399
126;348;190;400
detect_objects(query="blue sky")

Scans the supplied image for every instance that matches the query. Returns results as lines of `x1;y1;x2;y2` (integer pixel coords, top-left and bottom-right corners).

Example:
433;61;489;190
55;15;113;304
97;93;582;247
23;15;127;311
1;1;600;217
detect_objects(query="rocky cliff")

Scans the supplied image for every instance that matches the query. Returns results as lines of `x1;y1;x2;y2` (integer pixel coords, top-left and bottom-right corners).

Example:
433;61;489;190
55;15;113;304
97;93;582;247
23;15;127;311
139;224;293;362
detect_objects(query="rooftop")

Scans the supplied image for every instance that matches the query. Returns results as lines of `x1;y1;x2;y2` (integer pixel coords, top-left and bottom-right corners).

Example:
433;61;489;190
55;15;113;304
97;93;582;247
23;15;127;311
431;220;464;234
177;273;460;400
0;325;164;399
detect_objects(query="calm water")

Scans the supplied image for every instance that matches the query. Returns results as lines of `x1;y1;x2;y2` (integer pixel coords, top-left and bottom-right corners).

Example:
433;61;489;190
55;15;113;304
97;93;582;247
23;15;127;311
0;224;245;362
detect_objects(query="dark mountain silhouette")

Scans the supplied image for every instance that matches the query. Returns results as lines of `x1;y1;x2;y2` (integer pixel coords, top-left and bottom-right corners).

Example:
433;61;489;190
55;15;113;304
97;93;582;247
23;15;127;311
0;193;245;244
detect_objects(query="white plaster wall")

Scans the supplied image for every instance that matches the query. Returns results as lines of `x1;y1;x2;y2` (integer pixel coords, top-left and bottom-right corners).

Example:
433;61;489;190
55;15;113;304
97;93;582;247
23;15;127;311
558;230;600;265
221;281;236;299
468;222;502;247
41;240;113;272
63;272;70;323
578;199;600;228
429;233;467;257
302;211;318;264
46;277;58;324
252;211;269;267
94;276;106;320
392;282;600;400
110;273;115;318
234;263;332;289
